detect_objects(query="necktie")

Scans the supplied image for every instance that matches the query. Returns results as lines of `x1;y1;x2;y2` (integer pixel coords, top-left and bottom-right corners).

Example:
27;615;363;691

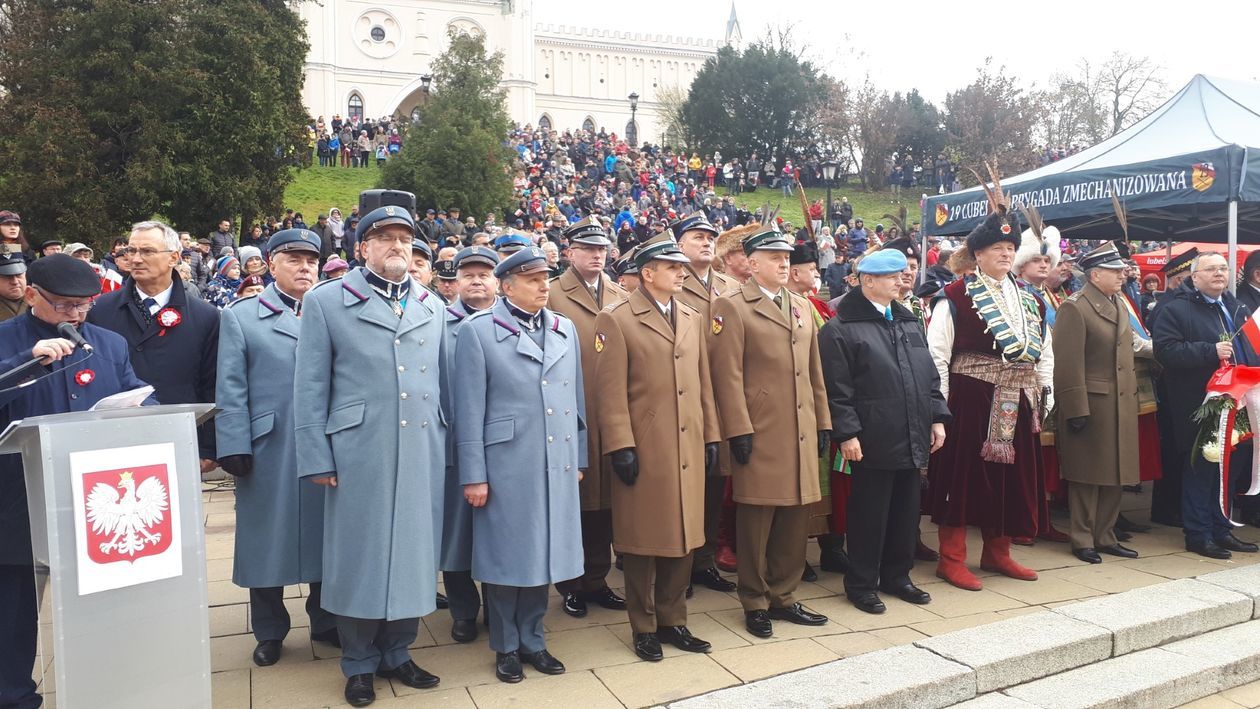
1219;302;1236;333
773;294;783;308
885;306;894;322
140;297;157;325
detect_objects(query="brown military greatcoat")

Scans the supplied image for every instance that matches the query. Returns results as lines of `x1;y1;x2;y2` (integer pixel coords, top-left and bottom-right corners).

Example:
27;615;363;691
593;289;721;556
709;280;831;506
1053;282;1140;486
548;267;628;510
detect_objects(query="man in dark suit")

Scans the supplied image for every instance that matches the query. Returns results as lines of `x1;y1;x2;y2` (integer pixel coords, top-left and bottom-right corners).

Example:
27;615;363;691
1152;252;1260;559
0;255;152;709
88;220;220;470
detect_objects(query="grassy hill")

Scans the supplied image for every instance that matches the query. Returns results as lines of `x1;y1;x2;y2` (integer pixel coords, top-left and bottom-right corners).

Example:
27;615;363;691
282;165;926;231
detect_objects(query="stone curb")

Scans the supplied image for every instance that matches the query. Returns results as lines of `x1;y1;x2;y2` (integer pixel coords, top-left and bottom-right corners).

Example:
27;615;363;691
915;611;1111;693
1161;620;1260;693
1197;565;1260;618
1051;577;1251;655
664;645;974;709
1002;646;1219;709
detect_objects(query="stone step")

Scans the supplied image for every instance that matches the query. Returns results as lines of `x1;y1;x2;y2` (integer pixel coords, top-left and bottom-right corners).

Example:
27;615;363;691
999;620;1260;709
664;567;1260;709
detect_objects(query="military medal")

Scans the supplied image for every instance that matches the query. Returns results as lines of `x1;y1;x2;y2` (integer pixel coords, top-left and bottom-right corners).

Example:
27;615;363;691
792;306;802;327
712;316;723;335
156;307;181;336
74;369;95;386
594;332;606;353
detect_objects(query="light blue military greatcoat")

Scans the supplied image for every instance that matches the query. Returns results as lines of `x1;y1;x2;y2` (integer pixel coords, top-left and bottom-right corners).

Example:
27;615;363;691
216;285;325;588
454;299;585;588
438;297;486;572
294;268;447;621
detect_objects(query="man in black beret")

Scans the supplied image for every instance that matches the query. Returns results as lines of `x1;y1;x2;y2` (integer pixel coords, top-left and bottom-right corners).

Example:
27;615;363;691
0;254;152;709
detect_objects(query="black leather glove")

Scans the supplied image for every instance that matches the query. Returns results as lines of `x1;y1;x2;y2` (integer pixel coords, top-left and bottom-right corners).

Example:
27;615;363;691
1067;416;1089;433
611;448;638;486
730;434;753;465
818;430;831;457
218;454;253;478
704;443;719;476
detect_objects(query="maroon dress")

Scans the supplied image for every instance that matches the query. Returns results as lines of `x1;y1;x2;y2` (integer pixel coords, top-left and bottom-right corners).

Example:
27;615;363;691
927;279;1045;538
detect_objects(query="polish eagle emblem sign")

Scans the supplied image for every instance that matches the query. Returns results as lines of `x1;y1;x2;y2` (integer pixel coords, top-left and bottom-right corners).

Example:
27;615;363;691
83;465;172;564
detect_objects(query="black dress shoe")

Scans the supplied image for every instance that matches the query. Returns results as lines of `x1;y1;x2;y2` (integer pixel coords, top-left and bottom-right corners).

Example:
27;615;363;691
914;540;941;562
1114;529;1133;542
1215;533;1259;553
691;567;737;592
768;602;827;626
252;639;282;667
311;628;342;648
744;610;773;638
658;625;712;653
634;632;663;661
1116;513;1151;533
521;649;565;675
450;618;478;643
848;592;886;614
1098;544;1139;559
495;651;524;683
801;562;818;582
435;592;449;610
1187;540;1232;559
819;549;851;574
561;592;588;618
344;673;375;707
879;583;931;605
585;587;627;610
377;660;439;689
686;584;694;599
1073;547;1102;564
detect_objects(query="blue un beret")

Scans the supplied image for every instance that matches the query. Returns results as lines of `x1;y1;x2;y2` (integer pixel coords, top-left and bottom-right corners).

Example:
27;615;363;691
267;228;322;256
494;233;533;254
855;249;908;275
356;205;416;244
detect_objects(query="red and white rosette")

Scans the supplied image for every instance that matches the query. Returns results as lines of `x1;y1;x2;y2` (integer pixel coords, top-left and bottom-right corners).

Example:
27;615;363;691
74;369;95;386
156;307;181;336
1203;365;1260;525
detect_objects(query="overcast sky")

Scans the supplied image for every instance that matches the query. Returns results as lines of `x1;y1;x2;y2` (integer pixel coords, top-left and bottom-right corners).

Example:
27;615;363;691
535;0;1260;103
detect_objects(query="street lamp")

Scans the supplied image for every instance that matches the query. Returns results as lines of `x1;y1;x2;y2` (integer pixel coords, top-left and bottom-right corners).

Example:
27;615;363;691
627;92;639;146
821;161;839;229
420;74;432;93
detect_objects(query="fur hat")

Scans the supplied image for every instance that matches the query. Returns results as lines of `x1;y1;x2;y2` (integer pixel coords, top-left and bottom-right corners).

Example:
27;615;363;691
1013;225;1062;273
715;223;761;261
965;210;1021;253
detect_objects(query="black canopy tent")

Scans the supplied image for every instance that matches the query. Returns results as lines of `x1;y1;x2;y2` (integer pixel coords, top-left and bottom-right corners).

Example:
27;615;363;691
922;74;1260;285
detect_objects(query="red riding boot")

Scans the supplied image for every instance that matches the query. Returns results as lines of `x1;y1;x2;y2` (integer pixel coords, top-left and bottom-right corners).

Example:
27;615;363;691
935;525;982;591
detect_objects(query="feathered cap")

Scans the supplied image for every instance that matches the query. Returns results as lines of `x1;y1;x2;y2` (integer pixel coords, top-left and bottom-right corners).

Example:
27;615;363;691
964;163;1021;253
1013;205;1061;272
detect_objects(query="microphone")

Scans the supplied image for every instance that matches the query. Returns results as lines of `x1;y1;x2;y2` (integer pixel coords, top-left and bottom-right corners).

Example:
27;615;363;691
57;322;94;353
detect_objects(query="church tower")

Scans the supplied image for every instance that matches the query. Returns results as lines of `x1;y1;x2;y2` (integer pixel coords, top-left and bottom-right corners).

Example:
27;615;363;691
725;2;742;48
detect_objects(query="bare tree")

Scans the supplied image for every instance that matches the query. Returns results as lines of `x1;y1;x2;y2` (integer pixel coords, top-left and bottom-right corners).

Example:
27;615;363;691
847;78;904;190
654;84;692;148
1038;62;1108;150
944;59;1038;181
1098;51;1168;135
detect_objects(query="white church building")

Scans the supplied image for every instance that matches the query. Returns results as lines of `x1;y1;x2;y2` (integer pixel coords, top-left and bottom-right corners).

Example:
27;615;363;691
299;0;742;143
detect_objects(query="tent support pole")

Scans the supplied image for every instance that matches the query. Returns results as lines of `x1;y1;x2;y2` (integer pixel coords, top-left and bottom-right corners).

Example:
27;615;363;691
1229;200;1239;294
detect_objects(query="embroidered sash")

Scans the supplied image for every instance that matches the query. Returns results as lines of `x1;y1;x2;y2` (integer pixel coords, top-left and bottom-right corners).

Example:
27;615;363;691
965;275;1043;363
951;351;1041;464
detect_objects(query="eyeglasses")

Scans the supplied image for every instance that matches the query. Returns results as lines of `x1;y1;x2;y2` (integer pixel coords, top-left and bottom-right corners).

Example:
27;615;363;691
367;234;414;246
122;247;173;258
1197;265;1230;274
34;288;94;313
